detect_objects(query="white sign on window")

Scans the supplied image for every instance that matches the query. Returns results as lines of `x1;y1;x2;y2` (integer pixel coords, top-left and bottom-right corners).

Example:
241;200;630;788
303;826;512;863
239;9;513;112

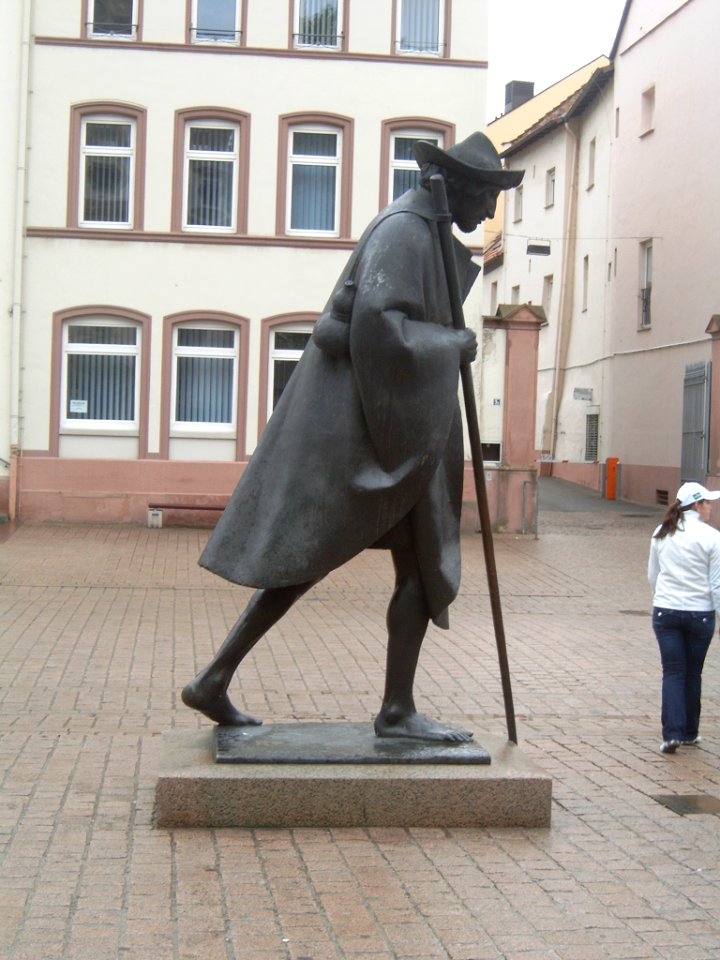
69;399;88;414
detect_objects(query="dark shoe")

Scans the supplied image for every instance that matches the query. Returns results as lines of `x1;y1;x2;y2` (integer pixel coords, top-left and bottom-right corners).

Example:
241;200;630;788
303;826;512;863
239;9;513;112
660;740;681;754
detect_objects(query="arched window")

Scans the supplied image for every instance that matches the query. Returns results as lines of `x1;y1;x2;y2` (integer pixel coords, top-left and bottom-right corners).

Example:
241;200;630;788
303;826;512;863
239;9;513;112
50;306;151;458
258;315;316;431
68;103;147;230
161;312;249;460
379;118;454;207
277;114;353;238
172;109;250;234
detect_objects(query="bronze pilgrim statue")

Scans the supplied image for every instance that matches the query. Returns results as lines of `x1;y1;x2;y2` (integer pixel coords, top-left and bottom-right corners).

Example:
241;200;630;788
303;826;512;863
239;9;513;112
182;132;524;742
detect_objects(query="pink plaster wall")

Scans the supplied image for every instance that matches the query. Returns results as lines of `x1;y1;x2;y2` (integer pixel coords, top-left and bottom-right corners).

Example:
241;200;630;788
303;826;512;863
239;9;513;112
16;457;247;525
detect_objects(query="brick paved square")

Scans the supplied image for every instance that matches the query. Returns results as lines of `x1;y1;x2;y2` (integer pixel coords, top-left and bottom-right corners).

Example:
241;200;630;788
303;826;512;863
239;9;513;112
2;482;720;957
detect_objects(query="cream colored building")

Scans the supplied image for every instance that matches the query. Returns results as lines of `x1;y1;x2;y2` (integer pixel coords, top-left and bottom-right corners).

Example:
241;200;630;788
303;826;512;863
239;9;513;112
483;57;609;263
487;0;720;506
2;0;493;522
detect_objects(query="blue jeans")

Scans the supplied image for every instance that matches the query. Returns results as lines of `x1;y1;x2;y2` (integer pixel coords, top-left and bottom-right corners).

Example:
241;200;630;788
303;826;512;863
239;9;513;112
652;607;714;742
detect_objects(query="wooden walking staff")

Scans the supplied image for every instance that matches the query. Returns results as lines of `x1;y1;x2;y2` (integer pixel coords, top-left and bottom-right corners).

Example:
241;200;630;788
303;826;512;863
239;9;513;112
429;174;518;744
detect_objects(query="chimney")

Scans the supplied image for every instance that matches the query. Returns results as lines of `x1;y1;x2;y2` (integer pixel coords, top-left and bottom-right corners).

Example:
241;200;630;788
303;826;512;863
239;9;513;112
504;81;535;114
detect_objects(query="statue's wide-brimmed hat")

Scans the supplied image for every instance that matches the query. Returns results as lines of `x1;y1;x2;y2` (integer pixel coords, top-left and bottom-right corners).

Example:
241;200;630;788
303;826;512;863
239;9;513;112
415;131;524;189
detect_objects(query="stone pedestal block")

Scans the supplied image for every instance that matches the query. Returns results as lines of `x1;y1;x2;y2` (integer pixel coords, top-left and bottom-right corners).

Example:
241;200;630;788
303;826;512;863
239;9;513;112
154;727;552;828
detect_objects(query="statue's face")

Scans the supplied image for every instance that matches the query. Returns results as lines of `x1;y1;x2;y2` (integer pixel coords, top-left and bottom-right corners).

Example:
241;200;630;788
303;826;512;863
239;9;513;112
448;182;501;233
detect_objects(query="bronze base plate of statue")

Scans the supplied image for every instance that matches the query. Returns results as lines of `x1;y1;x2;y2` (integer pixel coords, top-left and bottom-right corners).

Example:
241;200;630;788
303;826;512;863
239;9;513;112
214;722;491;765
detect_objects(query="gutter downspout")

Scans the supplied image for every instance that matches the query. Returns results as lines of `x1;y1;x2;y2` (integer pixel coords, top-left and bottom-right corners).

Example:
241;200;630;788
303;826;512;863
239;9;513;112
549;119;580;459
9;0;33;521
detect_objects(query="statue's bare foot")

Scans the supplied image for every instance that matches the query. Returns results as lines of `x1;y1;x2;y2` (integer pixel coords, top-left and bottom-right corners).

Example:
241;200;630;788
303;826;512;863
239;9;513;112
374;710;473;742
181;676;262;727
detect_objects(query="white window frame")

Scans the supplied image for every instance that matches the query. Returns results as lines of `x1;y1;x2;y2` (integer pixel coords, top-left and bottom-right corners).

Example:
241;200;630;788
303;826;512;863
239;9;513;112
585;412;599;462
513;185;523;222
182;120;239;232
389;129;441;203
511;285;520;305
61;319;140;432
268;325;313;413
545;167;556;208
641;85;655;136
79;115;136;228
294;0;342;49
587;138;596;189
286;126;341;237
640;241;653;329
171;322;239;434
88;0;138;39
397;0;445;56
191;0;241;45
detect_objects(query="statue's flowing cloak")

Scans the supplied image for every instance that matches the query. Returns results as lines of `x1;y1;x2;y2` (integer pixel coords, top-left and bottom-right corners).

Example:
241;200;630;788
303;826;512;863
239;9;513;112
199;188;479;626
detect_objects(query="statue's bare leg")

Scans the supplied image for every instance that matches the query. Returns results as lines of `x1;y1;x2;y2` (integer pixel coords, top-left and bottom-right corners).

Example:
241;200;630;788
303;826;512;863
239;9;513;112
374;525;473;742
182;581;314;725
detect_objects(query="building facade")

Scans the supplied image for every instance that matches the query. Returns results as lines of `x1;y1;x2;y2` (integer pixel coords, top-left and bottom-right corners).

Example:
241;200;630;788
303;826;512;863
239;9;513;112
2;0;493;524
486;0;720;506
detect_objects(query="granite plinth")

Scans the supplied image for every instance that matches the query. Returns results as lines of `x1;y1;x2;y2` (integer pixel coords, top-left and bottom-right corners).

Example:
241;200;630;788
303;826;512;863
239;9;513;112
215;721;491;764
154;726;552;828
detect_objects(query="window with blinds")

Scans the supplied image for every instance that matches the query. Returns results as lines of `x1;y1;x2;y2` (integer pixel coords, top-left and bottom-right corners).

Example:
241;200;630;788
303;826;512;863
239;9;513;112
80;118;135;226
295;0;340;48
390;133;439;201
269;328;313;411
183;122;239;231
288;128;340;234
62;321;139;428
398;0;443;55
172;326;239;428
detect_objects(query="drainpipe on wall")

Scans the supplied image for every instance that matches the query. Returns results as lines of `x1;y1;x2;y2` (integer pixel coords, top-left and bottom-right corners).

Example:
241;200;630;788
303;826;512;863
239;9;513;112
9;0;33;521
548;119;580;460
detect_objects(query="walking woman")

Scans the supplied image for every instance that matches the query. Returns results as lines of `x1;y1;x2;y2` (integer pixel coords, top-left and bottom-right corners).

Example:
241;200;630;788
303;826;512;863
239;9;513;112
648;482;720;754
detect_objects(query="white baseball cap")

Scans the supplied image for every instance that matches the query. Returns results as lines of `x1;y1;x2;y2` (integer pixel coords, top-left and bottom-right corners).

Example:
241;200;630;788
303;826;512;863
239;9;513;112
677;481;720;507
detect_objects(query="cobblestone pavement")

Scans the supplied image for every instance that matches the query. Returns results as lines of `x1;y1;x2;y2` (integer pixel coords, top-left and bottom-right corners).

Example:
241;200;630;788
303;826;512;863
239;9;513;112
2;481;720;959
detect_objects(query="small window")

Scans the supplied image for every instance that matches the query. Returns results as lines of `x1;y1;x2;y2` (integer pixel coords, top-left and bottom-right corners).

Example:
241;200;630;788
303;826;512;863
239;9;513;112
294;0;341;49
172;324;239;430
585;413;599;461
191;0;241;44
79;116;135;227
587;138;596;189
287;126;341;235
582;255;589;312
511;285;520;305
542;274;553;316
62;320;139;430
640;241;652;328
397;0;444;55
513;185;523;222
615;107;620;138
641;85;655;135
390;131;439;201
183;121;239;231
87;0;138;39
269;327;312;411
490;280;498;315
545;167;556;207
482;442;501;463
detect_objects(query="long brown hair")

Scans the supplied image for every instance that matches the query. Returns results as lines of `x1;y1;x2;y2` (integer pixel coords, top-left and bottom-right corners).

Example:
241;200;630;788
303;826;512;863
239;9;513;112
654;499;697;539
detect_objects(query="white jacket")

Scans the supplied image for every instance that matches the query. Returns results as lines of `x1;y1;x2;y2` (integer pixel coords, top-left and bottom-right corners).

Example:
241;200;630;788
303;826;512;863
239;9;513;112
648;510;720;616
